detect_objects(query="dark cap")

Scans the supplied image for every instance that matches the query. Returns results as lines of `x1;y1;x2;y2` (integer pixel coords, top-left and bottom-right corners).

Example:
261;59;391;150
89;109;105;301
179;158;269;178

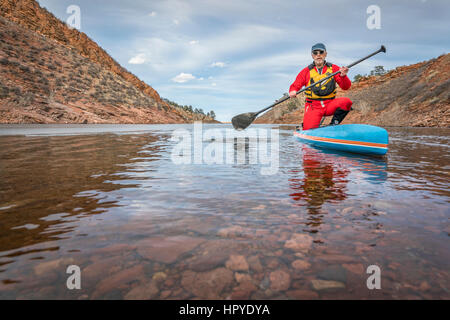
311;43;326;52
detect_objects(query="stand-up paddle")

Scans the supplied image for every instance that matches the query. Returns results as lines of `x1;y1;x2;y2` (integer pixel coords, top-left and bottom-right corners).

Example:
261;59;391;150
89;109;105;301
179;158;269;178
231;45;386;130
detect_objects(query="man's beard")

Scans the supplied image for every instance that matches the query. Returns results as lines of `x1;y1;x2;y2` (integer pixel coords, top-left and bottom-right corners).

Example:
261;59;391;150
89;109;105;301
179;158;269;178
314;59;325;66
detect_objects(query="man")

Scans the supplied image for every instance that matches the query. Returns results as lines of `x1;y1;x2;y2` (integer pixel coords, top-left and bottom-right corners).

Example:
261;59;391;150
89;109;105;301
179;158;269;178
289;43;352;130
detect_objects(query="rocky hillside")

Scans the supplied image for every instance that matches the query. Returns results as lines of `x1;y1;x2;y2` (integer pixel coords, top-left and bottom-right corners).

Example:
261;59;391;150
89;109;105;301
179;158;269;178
0;0;216;123
254;92;306;125
255;54;450;127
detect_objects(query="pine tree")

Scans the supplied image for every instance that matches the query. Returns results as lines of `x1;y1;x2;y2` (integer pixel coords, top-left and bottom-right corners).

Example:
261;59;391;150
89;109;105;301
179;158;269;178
370;66;386;76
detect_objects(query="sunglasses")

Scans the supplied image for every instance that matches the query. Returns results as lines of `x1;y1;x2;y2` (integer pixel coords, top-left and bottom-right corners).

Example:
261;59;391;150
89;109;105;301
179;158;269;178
312;50;325;55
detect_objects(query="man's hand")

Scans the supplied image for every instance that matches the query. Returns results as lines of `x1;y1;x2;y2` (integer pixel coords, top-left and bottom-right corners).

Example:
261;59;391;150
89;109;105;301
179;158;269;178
289;91;297;98
339;66;349;77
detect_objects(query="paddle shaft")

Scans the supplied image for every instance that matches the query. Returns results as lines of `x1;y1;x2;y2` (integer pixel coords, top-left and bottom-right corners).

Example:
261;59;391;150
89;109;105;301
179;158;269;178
253;45;386;117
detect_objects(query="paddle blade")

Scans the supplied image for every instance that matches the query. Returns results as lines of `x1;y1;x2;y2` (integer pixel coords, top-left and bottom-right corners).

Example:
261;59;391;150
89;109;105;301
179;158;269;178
231;112;257;130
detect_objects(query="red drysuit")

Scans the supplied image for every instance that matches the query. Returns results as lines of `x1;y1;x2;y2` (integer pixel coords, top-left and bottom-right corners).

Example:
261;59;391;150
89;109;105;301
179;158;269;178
289;63;352;130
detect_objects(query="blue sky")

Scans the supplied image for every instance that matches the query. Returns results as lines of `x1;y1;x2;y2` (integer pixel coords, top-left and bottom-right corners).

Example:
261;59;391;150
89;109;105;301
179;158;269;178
37;0;450;122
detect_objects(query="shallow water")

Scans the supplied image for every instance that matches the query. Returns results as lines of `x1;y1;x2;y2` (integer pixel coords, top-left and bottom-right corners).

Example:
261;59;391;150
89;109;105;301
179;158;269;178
0;124;448;299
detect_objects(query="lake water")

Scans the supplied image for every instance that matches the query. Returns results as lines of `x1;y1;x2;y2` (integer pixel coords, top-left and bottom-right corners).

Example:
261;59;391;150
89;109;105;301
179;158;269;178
0;124;448;299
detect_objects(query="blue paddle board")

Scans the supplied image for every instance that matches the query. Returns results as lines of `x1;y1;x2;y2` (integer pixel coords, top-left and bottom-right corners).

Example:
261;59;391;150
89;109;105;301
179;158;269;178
293;124;388;156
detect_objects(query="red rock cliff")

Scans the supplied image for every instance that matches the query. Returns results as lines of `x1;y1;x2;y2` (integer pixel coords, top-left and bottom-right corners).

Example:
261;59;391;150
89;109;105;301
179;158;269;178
0;0;162;102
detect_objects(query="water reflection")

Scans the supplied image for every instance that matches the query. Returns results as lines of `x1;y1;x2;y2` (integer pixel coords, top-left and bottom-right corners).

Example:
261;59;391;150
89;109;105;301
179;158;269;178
0;133;162;254
0;125;448;299
289;145;387;231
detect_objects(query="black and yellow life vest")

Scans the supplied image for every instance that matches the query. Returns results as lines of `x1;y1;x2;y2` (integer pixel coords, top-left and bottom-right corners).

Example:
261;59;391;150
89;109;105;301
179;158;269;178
305;62;336;101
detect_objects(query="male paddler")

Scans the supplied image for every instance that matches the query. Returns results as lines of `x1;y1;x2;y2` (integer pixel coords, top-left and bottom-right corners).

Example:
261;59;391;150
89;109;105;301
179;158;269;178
289;43;353;130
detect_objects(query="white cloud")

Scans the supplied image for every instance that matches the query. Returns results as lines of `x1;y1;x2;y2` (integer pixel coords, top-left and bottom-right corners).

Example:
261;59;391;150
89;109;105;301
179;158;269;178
211;82;217;86
128;53;147;64
227;51;312;73
211;61;225;68
149;11;156;17
131;23;285;75
172;73;196;83
173;19;180;25
202;24;284;58
198;77;204;80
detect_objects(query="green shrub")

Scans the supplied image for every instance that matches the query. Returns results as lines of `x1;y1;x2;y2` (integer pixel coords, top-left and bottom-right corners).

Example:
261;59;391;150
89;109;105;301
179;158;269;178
11;86;21;96
353;74;363;82
0;85;9;99
19;65;30;72
370;66;387;76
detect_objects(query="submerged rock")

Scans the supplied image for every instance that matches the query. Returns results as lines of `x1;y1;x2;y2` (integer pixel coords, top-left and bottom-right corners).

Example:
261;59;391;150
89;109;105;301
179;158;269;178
152;272;167;284
217;225;252;238
181;267;233;299
225;255;249;271
311;279;345;291
93;243;137;254
269;270;291;292
286;289;319;299
341;207;354;215
230;280;258;299
185;240;247;272
82;255;128;283
34;257;75;276
247;255;263;273
342;263;364;275
160;290;172;299
124;281;159;300
265;257;280;269
92;264;146;299
291;260;311;271
235;273;252;283
317;265;347;283
136;236;205;264
284;234;313;252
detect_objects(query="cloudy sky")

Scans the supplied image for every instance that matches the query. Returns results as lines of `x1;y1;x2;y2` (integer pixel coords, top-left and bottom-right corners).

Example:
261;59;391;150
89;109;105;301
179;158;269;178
37;0;450;122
